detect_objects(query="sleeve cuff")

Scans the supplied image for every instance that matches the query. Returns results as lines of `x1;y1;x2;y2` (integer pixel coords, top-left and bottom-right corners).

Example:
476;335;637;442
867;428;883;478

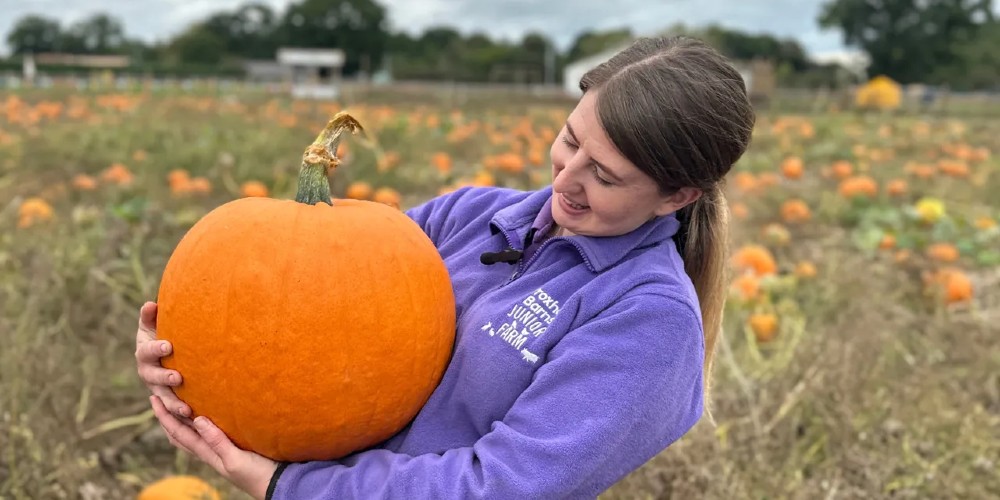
265;462;290;500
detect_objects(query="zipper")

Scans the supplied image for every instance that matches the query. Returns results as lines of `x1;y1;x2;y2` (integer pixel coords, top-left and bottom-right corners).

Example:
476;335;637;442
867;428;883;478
509;238;558;282
495;225;525;282
496;225;565;284
563;240;597;273
497;224;601;283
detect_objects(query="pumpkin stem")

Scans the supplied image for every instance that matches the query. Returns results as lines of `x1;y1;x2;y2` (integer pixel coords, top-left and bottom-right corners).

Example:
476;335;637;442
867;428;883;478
295;112;365;206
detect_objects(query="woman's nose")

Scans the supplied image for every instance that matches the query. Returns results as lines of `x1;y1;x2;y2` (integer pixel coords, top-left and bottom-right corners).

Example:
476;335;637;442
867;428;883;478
553;158;584;193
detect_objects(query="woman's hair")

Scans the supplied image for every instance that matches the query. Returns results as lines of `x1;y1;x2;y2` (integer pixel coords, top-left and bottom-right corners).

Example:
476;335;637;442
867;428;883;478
579;36;755;418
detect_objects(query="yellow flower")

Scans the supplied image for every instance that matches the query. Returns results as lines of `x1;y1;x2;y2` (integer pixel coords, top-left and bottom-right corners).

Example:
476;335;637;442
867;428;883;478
914;197;946;224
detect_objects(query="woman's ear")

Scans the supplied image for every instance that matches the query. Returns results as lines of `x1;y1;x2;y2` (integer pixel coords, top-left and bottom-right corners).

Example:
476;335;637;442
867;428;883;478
655;187;702;217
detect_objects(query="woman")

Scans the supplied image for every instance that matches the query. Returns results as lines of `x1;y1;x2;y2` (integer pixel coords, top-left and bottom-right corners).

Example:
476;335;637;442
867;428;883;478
135;35;755;499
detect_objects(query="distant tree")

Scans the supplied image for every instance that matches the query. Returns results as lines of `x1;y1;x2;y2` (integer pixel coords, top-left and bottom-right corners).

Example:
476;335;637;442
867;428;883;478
452;32;511;81
167;24;228;65
519;32;550;61
277;0;390;75
512;32;556;82
818;0;995;84
419;26;463;54
119;38;163;65
565;28;633;62
62;14;127;54
669;23;810;71
928;20;1000;90
6;15;63;54
202;3;281;59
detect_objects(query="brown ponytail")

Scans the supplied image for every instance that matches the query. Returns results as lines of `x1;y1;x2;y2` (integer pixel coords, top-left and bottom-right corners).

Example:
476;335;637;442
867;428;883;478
677;185;729;419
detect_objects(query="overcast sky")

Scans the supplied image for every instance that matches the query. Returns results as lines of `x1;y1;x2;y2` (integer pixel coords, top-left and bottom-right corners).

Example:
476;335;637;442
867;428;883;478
0;0;856;57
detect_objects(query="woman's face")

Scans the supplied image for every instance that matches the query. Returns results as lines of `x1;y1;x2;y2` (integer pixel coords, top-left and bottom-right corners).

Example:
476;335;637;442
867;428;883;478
549;91;701;237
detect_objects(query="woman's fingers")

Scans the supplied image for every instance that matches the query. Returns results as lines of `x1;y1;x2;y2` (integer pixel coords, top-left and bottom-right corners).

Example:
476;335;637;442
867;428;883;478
135;302;191;418
136;358;191;417
152;396;224;471
150;385;192;418
152;396;198;456
138;301;158;333
135;339;171;363
137;363;182;387
162;423;195;455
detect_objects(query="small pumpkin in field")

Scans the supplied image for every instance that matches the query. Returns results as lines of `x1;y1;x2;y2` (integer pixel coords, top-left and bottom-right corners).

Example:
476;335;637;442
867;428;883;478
156;112;456;462
137;475;220;500
749;313;778;343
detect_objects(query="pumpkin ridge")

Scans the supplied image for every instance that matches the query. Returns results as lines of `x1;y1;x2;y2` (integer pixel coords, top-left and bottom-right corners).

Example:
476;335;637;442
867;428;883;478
272;201;301;445
399;236;425;412
160;203;247;407
397;212;453;401
220;203;249;448
385;215;415;430
235;197;284;448
261;199;295;449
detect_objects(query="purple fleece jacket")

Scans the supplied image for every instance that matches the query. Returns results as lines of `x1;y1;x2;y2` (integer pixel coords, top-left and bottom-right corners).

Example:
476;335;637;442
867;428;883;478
266;185;705;500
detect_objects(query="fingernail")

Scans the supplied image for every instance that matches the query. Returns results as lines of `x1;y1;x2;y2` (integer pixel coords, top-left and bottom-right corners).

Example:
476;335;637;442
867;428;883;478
160;342;169;354
178;407;189;417
193;417;208;430
168;373;178;385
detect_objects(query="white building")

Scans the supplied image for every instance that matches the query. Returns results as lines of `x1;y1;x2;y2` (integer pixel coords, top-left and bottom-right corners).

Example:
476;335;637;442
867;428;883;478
561;44;631;97
808;49;871;81
276;48;346;100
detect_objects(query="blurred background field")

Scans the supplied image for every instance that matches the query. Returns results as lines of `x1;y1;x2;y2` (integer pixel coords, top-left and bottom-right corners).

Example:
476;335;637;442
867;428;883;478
1;1;999;499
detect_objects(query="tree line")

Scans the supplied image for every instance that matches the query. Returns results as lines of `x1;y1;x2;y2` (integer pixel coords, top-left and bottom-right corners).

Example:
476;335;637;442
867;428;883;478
3;0;997;90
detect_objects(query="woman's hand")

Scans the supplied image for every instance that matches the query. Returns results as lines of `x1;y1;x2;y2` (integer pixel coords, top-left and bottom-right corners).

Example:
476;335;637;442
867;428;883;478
151;395;278;500
138;302;279;499
135;301;192;419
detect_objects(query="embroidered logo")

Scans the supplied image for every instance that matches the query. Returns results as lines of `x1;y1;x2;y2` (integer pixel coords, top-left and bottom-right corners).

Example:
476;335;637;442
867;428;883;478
481;288;561;364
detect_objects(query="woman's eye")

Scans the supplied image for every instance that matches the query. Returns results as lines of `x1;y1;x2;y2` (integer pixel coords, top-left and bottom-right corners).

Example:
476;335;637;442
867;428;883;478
560;136;612;186
592;165;614;186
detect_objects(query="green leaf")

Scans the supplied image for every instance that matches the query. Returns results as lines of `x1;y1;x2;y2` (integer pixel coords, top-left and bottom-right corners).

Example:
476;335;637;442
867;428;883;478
955;238;977;255
976;249;1000;266
895;232;918;250
930;218;959;241
853;226;886;251
109;197;147;224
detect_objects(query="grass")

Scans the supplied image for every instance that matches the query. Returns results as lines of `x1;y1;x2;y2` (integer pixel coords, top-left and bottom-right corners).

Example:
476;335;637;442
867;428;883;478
1;87;997;499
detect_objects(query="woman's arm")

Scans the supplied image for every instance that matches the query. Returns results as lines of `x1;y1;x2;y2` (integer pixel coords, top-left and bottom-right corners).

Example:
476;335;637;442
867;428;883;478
403;186;477;248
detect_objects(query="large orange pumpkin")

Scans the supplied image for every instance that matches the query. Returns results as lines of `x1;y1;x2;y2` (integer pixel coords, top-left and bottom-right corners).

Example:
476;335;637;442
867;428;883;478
156;113;456;462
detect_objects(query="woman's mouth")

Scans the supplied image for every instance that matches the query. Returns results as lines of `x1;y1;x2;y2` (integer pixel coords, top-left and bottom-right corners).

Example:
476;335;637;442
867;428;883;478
560;193;590;214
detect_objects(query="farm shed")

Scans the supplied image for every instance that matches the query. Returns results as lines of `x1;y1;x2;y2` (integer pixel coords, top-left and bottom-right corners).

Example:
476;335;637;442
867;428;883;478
276;47;346;100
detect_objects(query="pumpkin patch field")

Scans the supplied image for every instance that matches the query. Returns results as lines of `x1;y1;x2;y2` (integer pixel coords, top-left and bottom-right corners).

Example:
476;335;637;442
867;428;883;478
1;88;997;499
